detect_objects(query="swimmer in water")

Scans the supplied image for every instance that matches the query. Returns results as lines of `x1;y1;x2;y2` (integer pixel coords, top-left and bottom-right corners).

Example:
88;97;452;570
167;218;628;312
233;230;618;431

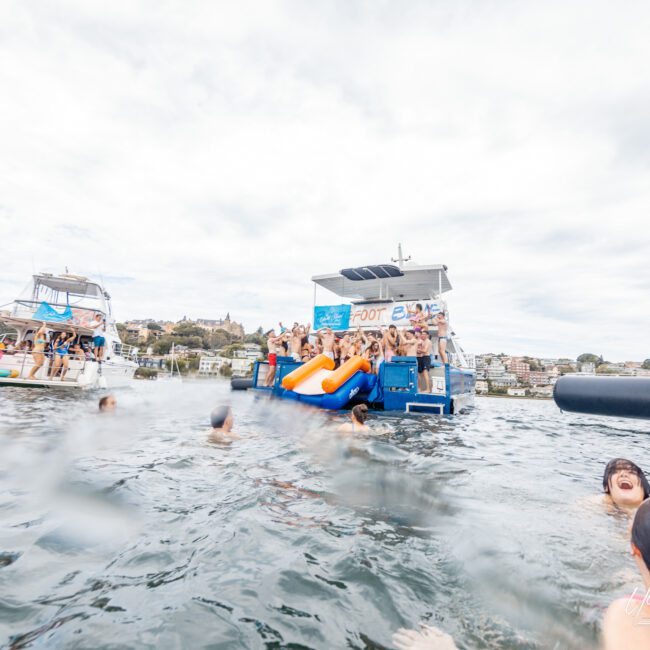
208;405;240;443
337;404;369;434
603;499;650;648
602;458;650;512
98;394;117;412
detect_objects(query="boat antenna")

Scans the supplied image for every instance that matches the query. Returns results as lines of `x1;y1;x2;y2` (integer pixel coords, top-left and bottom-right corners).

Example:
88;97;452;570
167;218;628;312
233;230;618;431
391;243;411;268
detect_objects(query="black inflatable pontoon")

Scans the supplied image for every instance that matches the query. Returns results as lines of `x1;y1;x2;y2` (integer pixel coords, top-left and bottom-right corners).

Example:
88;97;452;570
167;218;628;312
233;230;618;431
553;376;650;420
231;377;253;391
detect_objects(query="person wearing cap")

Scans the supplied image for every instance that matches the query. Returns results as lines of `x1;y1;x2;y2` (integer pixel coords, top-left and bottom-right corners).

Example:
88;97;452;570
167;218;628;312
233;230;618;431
208;405;240;444
602;458;650;512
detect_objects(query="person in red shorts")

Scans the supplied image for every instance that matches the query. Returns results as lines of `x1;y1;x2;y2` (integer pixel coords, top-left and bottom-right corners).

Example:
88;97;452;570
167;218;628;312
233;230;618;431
265;329;281;386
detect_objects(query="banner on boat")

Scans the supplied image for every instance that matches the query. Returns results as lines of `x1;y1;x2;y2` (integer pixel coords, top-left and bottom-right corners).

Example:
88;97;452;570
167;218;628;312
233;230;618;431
313;304;351;330
314;300;442;330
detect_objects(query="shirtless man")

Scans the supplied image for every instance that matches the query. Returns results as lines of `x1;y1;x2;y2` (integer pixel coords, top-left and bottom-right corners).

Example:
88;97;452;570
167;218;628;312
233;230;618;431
265;329;281;386
318;327;336;360
416;331;433;393
208;405;240;444
402;331;419;357
339;333;352;363
431;312;448;364
290;323;311;362
382;325;400;363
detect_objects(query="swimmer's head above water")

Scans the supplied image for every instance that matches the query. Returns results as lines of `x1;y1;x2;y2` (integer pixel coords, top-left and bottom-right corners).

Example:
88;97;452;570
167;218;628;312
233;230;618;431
99;394;116;412
210;405;233;432
603;458;650;509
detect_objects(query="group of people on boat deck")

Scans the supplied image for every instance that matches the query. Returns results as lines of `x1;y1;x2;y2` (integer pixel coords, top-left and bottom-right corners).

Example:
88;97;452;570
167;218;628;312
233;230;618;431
0;313;107;381
263;304;449;392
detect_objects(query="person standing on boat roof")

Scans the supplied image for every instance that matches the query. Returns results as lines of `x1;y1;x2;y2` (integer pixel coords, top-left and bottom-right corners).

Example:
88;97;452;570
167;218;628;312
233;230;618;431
431;312;448;364
90;313;106;362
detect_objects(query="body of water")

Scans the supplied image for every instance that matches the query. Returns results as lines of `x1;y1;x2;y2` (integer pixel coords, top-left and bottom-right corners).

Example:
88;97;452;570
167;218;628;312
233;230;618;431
1;383;648;649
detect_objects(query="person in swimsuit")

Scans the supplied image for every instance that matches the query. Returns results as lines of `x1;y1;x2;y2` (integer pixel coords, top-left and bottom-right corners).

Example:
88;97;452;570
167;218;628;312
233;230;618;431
99;394;117;412
431;312;448;364
416;331;433;392
51;332;72;380
337;404;369;434
401;331;419;357
208;405;240;444
382;325;400;363
318;327;336;360
265;329;281;387
27;323;48;380
408;303;429;333
602;458;650;512
602;499;650;648
364;340;383;374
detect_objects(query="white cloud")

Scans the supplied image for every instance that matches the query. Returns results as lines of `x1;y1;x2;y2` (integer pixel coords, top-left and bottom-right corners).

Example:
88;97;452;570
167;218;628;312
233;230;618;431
0;0;648;360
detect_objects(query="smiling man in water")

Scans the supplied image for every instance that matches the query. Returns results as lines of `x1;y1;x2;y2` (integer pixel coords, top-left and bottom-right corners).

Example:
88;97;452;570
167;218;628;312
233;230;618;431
602;458;650;511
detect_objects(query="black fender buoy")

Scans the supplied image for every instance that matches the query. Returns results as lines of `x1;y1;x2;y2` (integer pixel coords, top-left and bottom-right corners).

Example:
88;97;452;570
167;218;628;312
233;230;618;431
553;376;650;420
231;378;253;391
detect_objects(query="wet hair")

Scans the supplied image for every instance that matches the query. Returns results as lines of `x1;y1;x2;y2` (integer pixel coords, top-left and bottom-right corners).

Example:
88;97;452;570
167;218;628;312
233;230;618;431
98;395;115;411
210;405;231;429
632;500;650;569
415;303;422;311
603;458;650;498
351;404;368;424
389;324;397;330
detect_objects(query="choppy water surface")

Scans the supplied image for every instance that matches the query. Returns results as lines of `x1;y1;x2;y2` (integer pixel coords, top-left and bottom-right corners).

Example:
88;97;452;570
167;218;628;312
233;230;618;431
1;383;649;649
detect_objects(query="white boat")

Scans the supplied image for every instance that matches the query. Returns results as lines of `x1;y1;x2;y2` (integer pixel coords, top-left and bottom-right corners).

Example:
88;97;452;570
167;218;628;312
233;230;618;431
0;273;138;389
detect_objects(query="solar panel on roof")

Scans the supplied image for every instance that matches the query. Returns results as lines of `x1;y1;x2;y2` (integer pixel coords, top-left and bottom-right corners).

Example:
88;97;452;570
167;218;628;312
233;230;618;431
340;264;404;281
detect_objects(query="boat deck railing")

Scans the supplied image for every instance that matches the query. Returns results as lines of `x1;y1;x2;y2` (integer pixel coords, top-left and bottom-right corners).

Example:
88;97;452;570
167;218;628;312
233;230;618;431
0;350;94;382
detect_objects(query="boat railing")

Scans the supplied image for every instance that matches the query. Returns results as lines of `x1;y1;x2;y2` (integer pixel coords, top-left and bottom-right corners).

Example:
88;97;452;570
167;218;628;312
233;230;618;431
2;349;92;382
113;341;138;359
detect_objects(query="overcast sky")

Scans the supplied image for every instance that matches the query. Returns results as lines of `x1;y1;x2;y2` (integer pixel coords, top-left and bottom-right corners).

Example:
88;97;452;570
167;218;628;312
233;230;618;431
1;0;648;360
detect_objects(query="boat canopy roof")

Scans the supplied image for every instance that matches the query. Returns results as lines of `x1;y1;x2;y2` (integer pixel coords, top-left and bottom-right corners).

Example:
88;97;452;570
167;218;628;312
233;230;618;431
31;274;107;299
312;264;452;301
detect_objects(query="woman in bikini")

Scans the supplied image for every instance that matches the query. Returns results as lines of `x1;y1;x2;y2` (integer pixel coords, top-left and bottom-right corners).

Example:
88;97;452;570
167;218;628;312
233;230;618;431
364;340;383;374
51;332;72;380
27;323;48;380
337;404;369;434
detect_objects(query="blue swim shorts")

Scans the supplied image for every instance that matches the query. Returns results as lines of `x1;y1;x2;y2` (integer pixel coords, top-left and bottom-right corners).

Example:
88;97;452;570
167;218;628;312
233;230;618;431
93;336;105;347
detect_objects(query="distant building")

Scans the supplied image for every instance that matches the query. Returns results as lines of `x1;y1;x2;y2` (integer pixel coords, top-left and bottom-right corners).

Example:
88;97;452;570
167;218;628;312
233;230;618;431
507;388;526;397
530;385;553;398
492;374;518;388
233;344;263;361
198;356;229;376
528;371;550;386
475;380;488;394
507;358;530;382
191;313;245;339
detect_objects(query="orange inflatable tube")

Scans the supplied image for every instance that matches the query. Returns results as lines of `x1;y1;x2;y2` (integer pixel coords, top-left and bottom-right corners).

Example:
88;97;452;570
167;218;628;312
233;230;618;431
282;353;335;391
322;356;371;394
